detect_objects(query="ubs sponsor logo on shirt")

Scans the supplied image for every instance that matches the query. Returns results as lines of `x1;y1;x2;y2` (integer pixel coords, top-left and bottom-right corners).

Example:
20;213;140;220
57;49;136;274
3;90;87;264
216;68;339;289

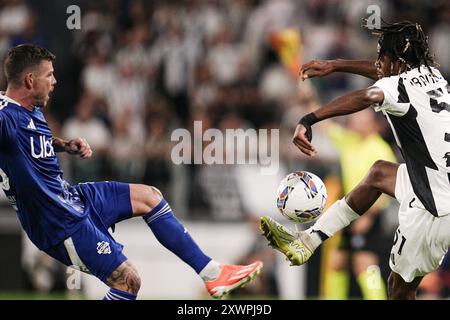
30;135;55;159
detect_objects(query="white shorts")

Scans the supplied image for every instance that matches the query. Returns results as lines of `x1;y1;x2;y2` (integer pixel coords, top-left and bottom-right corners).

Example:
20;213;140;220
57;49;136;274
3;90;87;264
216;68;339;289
391;164;450;283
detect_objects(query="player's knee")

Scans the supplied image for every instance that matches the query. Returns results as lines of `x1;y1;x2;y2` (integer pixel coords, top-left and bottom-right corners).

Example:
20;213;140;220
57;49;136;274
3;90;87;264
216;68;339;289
108;263;142;295
129;271;142;295
367;160;390;190
142;185;164;208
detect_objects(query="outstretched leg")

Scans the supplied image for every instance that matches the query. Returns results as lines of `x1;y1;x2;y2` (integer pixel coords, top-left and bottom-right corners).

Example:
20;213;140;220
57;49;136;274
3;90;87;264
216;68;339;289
261;160;399;265
130;184;213;275
130;184;263;299
388;272;422;300
313;160;398;237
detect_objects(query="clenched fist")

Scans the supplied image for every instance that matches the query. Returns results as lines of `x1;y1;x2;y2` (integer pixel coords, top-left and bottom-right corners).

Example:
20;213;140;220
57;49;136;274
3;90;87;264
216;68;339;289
66;138;92;159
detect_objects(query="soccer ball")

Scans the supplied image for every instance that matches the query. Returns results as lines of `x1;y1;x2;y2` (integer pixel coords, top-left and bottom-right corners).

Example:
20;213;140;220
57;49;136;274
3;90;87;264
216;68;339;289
276;171;327;223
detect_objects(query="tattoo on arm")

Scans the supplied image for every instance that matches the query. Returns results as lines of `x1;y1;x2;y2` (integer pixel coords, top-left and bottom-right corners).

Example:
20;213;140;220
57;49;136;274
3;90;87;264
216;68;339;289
51;137;67;153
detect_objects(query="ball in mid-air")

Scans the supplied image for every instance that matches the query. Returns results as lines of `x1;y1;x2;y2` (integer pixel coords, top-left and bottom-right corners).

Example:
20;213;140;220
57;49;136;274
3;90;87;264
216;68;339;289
276;171;327;223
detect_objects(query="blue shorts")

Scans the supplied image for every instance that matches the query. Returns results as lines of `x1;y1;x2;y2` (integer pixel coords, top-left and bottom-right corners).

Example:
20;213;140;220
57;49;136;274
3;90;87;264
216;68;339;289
44;181;133;282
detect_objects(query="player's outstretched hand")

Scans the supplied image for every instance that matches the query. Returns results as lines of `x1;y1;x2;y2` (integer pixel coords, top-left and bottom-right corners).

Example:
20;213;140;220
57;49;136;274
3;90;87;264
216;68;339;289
66;138;92;159
292;124;317;157
299;60;334;81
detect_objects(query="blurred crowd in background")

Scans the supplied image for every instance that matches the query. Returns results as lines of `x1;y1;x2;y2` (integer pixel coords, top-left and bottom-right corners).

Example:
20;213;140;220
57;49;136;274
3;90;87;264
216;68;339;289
0;0;449;299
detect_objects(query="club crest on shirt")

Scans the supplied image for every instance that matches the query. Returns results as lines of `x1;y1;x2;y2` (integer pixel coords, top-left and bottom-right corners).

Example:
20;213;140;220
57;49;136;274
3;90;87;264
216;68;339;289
96;241;112;254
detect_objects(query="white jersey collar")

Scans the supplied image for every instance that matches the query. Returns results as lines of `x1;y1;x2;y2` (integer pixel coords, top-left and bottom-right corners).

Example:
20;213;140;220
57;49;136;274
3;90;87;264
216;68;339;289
0;91;22;106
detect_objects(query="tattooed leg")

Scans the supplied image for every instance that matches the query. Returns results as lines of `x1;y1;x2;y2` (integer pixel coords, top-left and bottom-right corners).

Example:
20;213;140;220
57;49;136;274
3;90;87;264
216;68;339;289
105;260;141;295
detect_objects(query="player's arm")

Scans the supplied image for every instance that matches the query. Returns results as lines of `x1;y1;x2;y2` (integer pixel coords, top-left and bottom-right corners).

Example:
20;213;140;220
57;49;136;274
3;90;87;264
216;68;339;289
293;86;384;156
52;137;92;159
300;59;378;81
51;137;68;152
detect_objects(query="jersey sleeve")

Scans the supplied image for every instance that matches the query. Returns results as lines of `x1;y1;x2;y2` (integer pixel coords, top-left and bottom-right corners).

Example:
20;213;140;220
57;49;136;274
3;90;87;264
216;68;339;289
0;110;17;146
371;76;410;116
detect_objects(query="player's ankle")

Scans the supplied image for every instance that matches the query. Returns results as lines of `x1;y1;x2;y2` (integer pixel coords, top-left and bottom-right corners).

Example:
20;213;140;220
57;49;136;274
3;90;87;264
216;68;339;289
303;228;327;251
199;260;221;281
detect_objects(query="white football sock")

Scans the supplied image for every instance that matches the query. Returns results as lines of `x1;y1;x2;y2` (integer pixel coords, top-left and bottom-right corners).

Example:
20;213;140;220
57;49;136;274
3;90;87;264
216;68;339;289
305;198;360;249
304;230;323;250
199;260;221;281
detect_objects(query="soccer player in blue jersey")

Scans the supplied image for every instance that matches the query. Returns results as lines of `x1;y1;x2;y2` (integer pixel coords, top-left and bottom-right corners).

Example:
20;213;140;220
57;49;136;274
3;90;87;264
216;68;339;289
0;44;262;300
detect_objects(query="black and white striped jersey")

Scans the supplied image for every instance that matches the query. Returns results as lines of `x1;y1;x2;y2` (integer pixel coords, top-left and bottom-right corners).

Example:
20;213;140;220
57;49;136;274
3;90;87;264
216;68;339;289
373;66;450;217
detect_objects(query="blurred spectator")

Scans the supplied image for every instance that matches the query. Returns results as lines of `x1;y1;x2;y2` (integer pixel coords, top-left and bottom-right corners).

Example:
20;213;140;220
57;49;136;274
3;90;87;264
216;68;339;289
107;52;148;123
62;94;111;182
150;13;197;121
429;3;450;78
109;110;146;183
0;0;30;36
142;111;173;195
207;29;245;86
81;48;115;102
9;13;48;48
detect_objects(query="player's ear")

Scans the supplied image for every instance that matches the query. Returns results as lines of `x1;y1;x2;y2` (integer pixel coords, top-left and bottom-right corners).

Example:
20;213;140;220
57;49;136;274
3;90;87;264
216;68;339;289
24;72;33;90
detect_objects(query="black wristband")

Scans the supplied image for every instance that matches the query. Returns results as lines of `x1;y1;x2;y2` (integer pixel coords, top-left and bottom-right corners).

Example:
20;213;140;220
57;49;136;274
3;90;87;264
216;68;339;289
298;112;319;143
298;112;319;126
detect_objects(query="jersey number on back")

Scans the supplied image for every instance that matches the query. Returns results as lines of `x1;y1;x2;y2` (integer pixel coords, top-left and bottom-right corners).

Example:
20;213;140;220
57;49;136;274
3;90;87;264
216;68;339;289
427;85;450;113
